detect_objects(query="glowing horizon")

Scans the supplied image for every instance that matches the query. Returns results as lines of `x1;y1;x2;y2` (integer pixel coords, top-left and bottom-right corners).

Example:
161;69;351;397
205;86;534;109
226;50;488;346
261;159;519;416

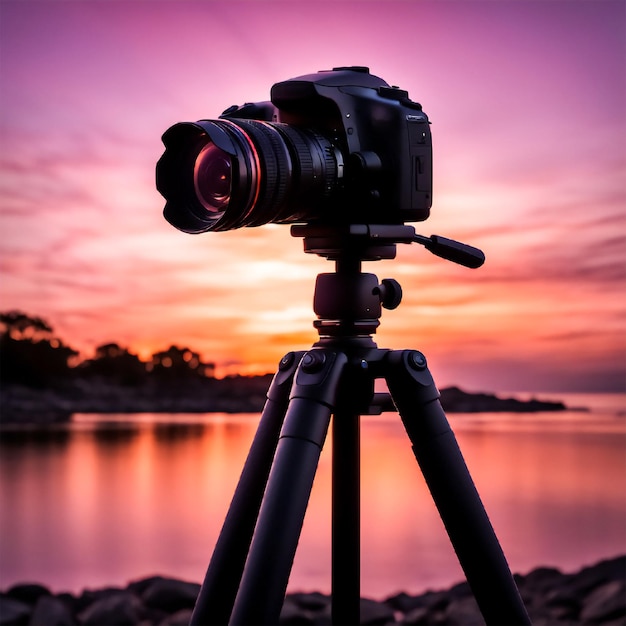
1;0;624;391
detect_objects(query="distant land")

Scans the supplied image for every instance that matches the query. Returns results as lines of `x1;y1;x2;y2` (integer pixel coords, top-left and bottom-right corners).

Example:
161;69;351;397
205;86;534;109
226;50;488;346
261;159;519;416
0;376;574;426
0;310;576;425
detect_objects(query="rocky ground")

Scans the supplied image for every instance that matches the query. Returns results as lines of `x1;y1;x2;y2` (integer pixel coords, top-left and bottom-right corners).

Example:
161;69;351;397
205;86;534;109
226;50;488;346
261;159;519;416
1;555;623;625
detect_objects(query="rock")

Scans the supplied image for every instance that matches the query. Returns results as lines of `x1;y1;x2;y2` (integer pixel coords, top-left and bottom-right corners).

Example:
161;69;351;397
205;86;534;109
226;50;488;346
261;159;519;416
569;555;626;596
279;592;333;624
140;577;200;613
443;595;483;625
543;584;580;618
5;584;51;606
580;579;626;623
359;597;396;625
2;553;624;625
385;592;415;613
74;586;126;614
77;590;144;626
0;595;31;626
157;609;194;626
386;589;449;614
127;576;165;597
288;592;330;612
279;595;316;624
521;565;565;590
401;605;432;625
28;595;75;626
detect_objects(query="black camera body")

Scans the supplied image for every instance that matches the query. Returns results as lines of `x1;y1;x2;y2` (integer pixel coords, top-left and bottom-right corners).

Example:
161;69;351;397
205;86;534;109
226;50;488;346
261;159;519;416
157;67;432;233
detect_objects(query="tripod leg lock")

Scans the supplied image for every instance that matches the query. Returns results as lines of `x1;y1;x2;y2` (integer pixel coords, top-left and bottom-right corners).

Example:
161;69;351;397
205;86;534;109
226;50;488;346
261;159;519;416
288;349;348;404
266;351;306;403
385;350;440;403
385;350;455;441
278;350;348;446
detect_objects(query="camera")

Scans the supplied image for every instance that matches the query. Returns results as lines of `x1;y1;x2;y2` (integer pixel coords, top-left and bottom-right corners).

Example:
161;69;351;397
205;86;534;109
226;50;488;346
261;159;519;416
156;66;432;233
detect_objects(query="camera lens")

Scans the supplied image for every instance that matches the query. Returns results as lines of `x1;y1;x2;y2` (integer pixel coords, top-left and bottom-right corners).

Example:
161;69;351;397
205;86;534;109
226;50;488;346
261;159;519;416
193;143;232;215
157;119;343;233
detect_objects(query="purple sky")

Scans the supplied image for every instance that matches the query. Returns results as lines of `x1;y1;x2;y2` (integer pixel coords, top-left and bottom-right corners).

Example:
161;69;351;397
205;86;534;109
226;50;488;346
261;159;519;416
1;0;624;391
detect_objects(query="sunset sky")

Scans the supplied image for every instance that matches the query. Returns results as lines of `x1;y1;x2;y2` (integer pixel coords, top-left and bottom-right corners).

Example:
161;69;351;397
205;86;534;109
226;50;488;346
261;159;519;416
1;0;624;392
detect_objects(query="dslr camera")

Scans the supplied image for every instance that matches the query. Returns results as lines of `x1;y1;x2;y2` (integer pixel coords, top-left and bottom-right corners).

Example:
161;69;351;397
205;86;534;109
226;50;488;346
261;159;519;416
156;66;432;233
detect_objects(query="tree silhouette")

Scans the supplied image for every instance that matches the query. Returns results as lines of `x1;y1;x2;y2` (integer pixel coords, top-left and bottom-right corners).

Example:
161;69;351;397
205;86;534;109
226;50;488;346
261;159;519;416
149;345;216;380
0;311;53;340
0;311;218;389
0;310;78;387
79;342;147;385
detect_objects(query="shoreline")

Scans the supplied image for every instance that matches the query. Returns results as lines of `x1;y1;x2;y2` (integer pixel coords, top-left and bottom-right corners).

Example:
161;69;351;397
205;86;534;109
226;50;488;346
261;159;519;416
0;379;574;426
1;555;624;625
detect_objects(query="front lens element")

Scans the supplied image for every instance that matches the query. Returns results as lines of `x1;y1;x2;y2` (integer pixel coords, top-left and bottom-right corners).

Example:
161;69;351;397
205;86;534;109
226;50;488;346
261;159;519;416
193;142;232;214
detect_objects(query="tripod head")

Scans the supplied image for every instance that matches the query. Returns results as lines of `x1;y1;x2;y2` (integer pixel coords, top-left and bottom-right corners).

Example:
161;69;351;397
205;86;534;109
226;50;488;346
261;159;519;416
290;223;485;338
291;223;485;267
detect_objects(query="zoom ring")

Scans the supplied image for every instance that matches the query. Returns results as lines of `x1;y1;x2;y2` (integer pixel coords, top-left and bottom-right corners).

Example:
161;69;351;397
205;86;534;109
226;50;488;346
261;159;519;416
236;120;292;227
276;125;341;214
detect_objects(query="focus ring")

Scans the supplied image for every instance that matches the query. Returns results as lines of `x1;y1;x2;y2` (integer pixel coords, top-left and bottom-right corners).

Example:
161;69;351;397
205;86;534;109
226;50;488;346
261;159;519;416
274;125;342;220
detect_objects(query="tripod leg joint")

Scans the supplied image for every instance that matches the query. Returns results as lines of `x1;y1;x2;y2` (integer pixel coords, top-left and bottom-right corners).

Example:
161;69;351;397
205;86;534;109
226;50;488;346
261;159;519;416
266;351;307;402
385;350;440;404
276;349;348;447
288;349;349;405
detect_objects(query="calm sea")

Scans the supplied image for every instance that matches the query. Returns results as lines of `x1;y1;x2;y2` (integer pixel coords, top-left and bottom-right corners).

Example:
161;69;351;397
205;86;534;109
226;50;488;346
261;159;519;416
1;392;624;599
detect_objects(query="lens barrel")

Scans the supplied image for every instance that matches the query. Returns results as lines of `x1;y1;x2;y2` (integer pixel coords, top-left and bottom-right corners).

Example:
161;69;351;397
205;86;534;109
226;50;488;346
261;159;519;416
157;119;343;233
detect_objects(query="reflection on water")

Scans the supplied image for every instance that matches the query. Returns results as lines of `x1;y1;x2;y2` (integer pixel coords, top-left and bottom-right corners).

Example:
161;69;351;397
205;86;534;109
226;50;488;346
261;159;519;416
0;395;624;599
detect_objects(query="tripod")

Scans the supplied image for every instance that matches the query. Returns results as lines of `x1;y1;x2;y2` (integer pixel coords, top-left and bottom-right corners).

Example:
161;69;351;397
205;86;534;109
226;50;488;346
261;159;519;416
190;224;530;625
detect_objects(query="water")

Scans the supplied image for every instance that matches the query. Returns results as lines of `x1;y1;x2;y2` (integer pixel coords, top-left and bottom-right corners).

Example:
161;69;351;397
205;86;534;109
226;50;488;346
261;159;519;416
1;392;624;599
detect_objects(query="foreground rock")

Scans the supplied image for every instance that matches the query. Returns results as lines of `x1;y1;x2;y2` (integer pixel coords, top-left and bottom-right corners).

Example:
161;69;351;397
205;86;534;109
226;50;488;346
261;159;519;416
1;556;623;625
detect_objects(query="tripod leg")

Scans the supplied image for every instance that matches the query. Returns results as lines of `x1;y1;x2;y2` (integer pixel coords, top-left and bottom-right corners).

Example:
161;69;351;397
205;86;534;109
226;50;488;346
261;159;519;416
190;352;303;626
230;349;348;626
385;350;531;626
332;407;360;626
